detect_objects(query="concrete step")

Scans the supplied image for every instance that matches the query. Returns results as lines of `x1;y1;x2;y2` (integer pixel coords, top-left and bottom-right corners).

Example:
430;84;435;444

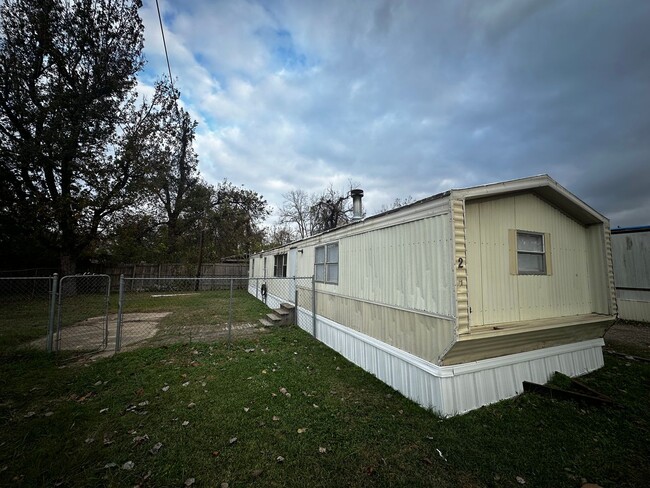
259;318;274;327
275;308;290;317
266;313;282;323
280;302;295;310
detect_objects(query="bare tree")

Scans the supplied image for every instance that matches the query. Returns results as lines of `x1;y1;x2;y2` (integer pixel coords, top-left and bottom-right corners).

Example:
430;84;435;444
279;189;313;239
279;183;360;238
378;196;415;213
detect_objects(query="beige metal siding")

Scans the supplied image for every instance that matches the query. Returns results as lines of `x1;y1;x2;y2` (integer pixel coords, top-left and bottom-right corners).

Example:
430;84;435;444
249;209;456;363
603;223;618;316
335;214;454;317
465;193;598;326
316;291;455;362
452;200;470;333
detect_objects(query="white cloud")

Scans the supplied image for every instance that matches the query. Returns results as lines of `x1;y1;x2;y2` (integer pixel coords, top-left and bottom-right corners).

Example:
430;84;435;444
139;0;650;228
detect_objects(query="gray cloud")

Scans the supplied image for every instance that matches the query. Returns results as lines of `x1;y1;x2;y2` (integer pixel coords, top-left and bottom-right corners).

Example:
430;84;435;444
141;0;650;226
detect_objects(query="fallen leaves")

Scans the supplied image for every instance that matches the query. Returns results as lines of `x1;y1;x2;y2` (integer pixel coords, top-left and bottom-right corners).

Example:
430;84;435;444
161;386;170;392
276;456;285;463
297;428;307;434
229;437;238;445
121;461;134;470
184;477;195;486
132;434;149;445
149;442;163;455
319;447;327;454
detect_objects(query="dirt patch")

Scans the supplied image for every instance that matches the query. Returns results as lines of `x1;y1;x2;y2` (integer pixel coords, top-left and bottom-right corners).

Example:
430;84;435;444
604;320;650;358
28;313;268;358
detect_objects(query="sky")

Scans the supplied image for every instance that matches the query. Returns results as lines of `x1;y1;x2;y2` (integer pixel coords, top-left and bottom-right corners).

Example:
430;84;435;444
138;0;650;229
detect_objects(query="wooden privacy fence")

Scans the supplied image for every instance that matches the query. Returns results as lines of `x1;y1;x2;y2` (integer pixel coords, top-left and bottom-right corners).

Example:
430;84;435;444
103;263;248;290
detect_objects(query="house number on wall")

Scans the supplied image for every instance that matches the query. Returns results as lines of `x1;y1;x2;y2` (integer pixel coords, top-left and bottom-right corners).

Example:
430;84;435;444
458;257;464;269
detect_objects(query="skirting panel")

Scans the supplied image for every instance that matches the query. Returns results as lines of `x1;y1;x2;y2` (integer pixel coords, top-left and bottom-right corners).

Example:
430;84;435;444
617;299;650;323
310;312;604;416
248;288;605;416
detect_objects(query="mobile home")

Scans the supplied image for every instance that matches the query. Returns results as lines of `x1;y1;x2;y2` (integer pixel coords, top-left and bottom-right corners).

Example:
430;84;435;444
611;226;650;322
249;175;617;415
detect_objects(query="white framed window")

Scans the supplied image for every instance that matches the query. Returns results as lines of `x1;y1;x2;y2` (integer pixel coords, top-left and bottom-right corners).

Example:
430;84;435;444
315;242;338;284
274;253;287;277
517;231;546;275
509;229;552;276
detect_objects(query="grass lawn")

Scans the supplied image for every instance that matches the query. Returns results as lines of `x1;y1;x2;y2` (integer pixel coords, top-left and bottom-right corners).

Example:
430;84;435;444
0;289;271;353
1;325;648;487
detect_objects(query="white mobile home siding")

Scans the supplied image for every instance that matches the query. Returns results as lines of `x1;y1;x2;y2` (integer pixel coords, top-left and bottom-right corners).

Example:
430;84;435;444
465;193;604;327
251;204;457;363
612;229;650;322
249;175;615;415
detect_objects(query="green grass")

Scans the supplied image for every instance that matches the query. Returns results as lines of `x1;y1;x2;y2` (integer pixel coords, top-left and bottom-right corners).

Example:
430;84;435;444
0;298;52;351
0;289;270;353
1;327;648;488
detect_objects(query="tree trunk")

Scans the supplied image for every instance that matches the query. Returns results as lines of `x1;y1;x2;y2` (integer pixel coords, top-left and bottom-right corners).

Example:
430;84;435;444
60;253;78;296
60;253;77;276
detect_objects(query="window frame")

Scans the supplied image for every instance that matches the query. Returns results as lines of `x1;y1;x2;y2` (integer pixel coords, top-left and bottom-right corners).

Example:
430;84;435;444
273;253;287;277
514;230;549;276
314;242;339;284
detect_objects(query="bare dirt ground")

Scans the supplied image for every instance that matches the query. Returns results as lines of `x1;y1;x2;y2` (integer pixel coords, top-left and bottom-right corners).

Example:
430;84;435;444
29;312;268;358
604;320;650;358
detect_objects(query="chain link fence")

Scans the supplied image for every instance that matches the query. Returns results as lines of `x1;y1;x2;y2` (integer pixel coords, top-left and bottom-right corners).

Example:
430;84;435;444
1;273;316;355
56;275;111;353
0;276;57;353
115;276;315;352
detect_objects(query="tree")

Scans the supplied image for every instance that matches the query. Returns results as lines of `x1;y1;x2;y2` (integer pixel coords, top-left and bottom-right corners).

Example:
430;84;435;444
279;189;313;239
205;180;269;259
0;0;145;275
310;185;353;233
264;224;295;249
143;79;202;258
378;196;415;213
279;184;358;238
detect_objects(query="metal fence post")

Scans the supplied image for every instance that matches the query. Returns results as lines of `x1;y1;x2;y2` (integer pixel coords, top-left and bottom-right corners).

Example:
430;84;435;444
227;278;234;347
312;275;317;338
46;273;58;353
115;274;125;353
293;276;298;321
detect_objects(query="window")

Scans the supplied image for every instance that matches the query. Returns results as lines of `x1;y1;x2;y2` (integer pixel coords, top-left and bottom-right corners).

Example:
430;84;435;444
274;253;287;277
315;242;339;284
517;231;546;275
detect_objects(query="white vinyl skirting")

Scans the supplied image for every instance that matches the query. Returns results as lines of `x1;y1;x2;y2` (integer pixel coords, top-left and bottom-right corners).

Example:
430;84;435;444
250;286;605;416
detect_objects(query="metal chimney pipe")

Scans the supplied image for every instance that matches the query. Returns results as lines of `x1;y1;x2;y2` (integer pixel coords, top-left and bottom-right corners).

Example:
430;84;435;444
351;189;364;221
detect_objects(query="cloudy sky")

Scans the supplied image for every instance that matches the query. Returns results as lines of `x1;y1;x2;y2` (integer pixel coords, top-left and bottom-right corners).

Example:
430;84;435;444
137;0;650;229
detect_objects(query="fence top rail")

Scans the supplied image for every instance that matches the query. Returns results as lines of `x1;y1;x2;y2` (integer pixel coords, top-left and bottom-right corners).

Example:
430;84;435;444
60;274;110;279
122;276;314;281
0;276;54;281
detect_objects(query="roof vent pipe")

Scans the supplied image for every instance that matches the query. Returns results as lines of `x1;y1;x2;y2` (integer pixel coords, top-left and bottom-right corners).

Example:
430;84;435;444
351;189;364;222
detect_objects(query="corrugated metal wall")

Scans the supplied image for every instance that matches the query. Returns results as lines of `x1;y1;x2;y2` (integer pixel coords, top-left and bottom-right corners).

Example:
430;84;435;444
251;209;457;363
465;193;602;326
612;230;650;321
337;215;454;316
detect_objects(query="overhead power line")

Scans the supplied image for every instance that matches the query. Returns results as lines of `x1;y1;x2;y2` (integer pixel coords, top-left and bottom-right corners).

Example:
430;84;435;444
155;0;175;93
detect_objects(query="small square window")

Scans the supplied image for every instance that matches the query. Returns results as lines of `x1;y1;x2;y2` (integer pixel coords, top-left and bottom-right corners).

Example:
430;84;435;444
517;232;546;275
274;253;287;277
315;242;339;284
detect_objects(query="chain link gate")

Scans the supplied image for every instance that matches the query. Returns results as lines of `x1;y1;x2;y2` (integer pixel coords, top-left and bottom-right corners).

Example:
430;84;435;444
56;274;111;353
